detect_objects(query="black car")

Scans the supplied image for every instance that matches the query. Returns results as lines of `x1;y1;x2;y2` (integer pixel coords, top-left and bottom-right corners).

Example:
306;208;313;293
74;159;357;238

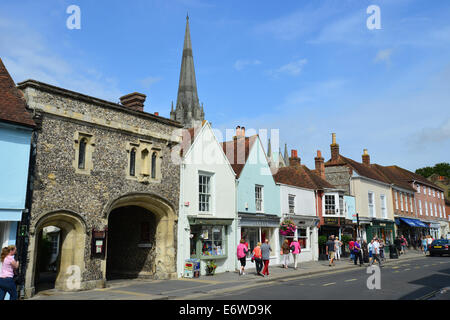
428;239;450;256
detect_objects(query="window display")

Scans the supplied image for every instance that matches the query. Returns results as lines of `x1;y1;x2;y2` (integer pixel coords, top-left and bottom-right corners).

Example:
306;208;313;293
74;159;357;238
190;225;226;258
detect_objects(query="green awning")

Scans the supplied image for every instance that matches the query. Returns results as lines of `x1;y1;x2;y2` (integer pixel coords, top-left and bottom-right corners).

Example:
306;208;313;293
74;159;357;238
188;217;234;226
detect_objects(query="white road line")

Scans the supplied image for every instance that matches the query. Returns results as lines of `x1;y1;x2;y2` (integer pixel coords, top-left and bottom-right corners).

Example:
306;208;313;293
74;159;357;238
345;279;357;282
323;282;336;286
404;268;411;271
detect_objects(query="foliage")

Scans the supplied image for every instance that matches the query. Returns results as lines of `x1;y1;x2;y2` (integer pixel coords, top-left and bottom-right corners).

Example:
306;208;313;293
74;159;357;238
318;235;327;247
205;260;217;275
415;162;450;178
279;219;296;236
341;235;352;245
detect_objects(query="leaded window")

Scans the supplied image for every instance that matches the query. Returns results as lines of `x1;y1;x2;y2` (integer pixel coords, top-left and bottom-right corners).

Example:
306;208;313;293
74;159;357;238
199;175;211;212
255;185;263;212
325;195;336;215
78;138;87;169
130;148;136;176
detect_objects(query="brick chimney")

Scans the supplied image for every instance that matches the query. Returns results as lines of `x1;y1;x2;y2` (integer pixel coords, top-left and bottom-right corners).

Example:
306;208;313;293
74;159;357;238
315;150;325;179
289;149;301;167
330;133;340;161
120;92;146;112
362;149;370;165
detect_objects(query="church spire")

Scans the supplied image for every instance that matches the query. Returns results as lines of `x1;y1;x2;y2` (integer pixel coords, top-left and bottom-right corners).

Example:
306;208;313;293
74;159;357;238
173;15;204;128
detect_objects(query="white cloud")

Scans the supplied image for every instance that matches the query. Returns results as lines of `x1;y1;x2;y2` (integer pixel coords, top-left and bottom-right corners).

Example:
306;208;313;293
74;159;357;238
269;59;307;78
234;59;261;71
140;76;162;89
374;49;393;66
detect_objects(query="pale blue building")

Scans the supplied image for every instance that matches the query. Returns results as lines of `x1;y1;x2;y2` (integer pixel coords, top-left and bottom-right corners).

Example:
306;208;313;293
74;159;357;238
0;59;35;266
222;130;281;265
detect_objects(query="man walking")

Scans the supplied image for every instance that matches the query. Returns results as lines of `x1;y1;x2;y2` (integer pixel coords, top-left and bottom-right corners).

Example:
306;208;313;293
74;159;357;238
325;236;336;267
370;238;382;267
261;239;272;276
353;239;363;266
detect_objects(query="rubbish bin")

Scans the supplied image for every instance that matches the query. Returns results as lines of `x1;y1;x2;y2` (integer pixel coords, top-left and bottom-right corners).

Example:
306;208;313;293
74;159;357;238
389;244;398;259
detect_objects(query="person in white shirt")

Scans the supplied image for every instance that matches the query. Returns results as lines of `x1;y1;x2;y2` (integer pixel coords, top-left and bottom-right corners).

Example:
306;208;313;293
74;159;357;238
369;238;382;267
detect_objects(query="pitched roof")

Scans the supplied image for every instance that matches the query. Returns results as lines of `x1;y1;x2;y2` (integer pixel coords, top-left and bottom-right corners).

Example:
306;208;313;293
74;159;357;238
337;155;391;184
371;164;416;192
0;58;35;127
221;135;258;178
274;165;335;190
383;165;444;191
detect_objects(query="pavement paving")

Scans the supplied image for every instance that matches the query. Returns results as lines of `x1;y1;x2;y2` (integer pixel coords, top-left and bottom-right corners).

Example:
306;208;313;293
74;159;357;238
29;249;440;300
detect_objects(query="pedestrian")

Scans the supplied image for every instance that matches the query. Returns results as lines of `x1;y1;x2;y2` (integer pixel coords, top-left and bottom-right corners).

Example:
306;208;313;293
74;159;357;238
362;240;369;263
281;239;290;269
0;245;19;300
394;236;402;255
370;238;382;267
252;242;263;277
353;239;363;266
236;239;248;276
349;239;355;263
290;238;301;270
368;240;374;264
379;239;385;262
325;236;336;266
426;235;433;251
261;239;272;276
334;237;342;261
400;235;408;254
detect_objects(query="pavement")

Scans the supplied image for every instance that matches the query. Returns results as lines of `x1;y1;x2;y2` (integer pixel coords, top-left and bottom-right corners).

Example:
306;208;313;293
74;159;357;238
29;249;441;300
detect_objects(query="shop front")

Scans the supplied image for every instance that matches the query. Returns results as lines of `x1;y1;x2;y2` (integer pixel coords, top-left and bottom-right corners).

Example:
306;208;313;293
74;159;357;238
279;215;319;262
395;217;429;249
239;213;280;264
366;219;395;244
429;222;441;240
188;217;235;275
440;221;449;239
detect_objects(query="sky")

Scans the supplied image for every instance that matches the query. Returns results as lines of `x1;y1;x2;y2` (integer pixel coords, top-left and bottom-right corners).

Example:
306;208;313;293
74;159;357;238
1;0;449;172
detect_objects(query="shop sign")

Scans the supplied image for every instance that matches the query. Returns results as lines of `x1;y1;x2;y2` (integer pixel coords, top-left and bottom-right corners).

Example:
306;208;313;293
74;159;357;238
324;217;339;225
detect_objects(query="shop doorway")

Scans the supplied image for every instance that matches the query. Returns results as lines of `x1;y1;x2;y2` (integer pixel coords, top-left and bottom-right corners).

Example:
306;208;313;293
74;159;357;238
106;206;157;280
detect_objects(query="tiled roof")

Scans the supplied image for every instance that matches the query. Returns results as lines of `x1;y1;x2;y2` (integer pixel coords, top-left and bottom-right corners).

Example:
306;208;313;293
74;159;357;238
0;59;35;127
338;155;391;184
371;164;416;192
274;165;335;190
384;165;444;191
221;135;258;178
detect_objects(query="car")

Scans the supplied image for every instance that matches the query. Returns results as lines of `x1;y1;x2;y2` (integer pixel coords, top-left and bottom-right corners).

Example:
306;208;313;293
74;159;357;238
428;239;450;256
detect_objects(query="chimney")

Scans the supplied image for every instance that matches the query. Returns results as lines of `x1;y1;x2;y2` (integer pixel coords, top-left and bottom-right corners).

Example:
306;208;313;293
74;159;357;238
289;149;301;167
120;92;146;112
154;112;159;116
362;149;370;165
315;150;325;179
330;133;340;161
241;127;246;137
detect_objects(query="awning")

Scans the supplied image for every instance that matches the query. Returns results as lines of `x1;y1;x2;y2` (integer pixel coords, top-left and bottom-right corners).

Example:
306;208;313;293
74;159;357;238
399;217;429;228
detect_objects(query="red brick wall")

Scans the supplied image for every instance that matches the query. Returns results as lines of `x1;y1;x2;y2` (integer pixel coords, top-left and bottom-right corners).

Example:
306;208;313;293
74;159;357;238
413;183;446;221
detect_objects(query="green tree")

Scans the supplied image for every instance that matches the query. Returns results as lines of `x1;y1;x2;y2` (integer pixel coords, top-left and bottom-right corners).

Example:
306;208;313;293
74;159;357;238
415;162;450;178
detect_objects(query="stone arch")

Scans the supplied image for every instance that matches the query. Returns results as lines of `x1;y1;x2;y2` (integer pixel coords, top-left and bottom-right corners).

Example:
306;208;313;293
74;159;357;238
103;193;178;280
25;210;87;297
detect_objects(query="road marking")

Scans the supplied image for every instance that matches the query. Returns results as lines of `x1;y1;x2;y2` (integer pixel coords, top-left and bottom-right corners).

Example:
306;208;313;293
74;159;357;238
178;278;221;284
393;271;400;273
345;279;357;282
99;289;155;298
415;267;420;269
323;282;336;286
404;268;411;271
392;266;400;269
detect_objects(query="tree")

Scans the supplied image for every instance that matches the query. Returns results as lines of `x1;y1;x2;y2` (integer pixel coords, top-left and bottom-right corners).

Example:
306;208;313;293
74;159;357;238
415;162;450;178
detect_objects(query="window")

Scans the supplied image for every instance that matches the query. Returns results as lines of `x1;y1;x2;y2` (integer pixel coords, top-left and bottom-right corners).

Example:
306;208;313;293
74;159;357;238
50;235;58;254
339;196;344;216
288;194;295;214
129;148;136;176
409;196;413;213
425;201;428;216
78;138;87;169
439;205;442;218
442;192;445;199
151;152;157;179
400;193;404;211
190;225;226;258
199;175;211;212
405;194;409;212
417;184;421;193
419;200;422;216
325;195;336;215
438;192;440;199
395;192;398;210
433;189;435;197
368;192;375;218
434;203;437;217
423;186;426;194
380;194;387;219
297;228;308;249
429;188;431;196
255;185;263;212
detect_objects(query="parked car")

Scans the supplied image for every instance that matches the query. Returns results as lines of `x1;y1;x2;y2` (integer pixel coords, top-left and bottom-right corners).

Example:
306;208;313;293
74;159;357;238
428;239;450;256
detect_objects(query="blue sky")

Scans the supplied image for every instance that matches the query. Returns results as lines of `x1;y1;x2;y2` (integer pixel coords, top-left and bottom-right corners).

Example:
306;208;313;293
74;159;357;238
1;0;449;171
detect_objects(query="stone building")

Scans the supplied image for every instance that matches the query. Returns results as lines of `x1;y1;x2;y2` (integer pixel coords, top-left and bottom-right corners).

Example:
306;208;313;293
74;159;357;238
17;80;182;298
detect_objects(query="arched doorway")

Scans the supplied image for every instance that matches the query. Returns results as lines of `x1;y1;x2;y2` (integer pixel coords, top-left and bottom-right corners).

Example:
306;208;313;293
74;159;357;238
26;211;86;295
103;193;177;281
106;206;157;280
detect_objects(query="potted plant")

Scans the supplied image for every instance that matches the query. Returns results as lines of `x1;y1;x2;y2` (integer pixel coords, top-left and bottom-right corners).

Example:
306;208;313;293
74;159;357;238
279;219;296;236
205;260;217;276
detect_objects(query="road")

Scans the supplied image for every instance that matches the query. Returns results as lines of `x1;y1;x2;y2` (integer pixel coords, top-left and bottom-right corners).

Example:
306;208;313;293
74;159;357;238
197;256;450;300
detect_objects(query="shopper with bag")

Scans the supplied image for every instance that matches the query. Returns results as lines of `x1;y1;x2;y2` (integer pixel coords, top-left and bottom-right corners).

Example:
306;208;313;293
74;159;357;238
281;239;290;269
236;239;248;276
290;238;301;270
252;242;263;276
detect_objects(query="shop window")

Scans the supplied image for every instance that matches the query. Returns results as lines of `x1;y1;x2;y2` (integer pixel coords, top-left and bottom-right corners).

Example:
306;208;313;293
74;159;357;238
190;225;226;258
325;195;336;215
297;228;308;249
288;194;295;214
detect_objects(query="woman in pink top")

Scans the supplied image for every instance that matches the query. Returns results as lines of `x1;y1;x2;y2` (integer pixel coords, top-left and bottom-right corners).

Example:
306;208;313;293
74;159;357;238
0;245;19;300
290;239;301;270
236;239;248;276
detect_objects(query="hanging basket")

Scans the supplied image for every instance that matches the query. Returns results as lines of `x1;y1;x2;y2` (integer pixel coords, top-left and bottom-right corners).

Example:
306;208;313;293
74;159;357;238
279;219;296;236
